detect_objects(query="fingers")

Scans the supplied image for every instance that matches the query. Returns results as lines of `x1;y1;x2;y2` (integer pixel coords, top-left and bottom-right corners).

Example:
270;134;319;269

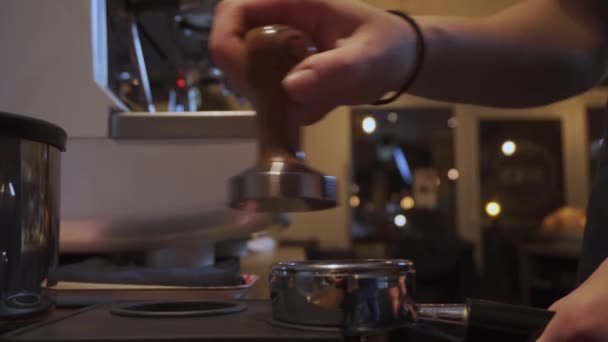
536;308;599;342
539;294;604;342
210;0;387;124
210;0;361;94
538;299;565;341
548;298;564;312
282;44;384;121
209;0;248;93
539;258;608;342
537;306;579;342
234;0;322;34
536;313;566;342
210;0;322;94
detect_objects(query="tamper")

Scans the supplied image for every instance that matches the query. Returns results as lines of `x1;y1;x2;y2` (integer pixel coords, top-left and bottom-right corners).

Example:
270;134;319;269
228;25;337;212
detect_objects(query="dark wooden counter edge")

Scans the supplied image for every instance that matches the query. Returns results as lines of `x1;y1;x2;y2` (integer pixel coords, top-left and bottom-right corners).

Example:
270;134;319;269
2;305;101;339
1;300;343;342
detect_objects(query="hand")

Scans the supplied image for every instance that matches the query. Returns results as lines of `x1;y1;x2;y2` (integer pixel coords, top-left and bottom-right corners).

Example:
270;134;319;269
537;258;608;341
210;0;418;125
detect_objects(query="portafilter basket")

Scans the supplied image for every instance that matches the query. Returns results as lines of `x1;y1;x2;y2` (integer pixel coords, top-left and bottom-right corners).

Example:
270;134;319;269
270;259;554;341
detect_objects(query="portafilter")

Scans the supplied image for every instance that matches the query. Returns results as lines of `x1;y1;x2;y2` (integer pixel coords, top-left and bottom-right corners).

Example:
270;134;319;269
227;25;337;212
270;260;554;341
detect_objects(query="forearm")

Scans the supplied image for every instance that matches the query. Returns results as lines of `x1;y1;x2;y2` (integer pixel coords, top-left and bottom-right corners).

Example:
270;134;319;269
409;0;608;107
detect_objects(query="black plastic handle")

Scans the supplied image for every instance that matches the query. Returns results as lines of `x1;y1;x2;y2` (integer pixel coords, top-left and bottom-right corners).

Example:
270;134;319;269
465;299;554;342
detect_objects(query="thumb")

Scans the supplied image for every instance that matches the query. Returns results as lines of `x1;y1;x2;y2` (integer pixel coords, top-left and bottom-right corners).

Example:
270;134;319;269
283;45;374;107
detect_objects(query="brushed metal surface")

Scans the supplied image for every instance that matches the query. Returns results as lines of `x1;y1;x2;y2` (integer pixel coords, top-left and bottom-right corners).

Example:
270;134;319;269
109;111;256;139
228;161;338;212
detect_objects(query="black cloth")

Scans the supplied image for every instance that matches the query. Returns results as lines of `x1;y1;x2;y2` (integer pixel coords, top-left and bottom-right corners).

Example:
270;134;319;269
578;103;608;284
53;258;243;287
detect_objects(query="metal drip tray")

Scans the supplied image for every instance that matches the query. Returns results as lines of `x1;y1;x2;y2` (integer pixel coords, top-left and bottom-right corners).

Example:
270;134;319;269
110;300;247;318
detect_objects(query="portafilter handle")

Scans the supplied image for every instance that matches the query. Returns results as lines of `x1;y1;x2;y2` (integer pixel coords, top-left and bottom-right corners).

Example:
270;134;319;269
245;25;315;162
464;299;554;341
412;299;554;341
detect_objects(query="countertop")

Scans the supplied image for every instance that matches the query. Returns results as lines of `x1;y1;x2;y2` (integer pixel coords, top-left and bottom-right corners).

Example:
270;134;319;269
2;301;452;342
2;301;340;342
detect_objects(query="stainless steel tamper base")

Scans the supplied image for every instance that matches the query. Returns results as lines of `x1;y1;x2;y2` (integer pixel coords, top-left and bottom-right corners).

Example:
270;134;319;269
228;159;337;212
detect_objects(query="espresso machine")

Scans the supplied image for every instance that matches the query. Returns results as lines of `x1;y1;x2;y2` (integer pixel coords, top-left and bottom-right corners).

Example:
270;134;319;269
101;0;337;247
0;0;338;283
105;0;338;212
0;0;344;294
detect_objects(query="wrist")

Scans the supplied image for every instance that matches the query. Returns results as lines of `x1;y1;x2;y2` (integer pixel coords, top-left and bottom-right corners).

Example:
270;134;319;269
375;10;426;105
389;14;418;92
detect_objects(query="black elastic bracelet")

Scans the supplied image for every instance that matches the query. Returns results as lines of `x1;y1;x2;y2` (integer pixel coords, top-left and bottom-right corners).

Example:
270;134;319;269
373;10;426;105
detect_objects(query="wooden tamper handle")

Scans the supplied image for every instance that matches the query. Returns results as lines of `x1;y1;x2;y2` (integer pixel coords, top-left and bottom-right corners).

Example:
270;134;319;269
245;25;315;162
